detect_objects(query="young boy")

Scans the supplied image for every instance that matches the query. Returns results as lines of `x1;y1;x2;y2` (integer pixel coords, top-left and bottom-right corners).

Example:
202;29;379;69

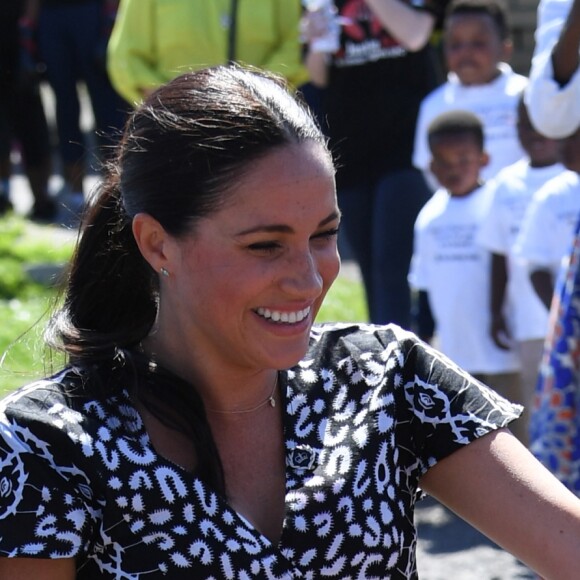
477;97;564;446
409;110;524;440
413;0;527;184
514;128;580;309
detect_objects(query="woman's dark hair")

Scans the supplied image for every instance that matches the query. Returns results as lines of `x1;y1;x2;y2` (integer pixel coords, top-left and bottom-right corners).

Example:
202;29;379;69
45;65;329;493
48;64;327;363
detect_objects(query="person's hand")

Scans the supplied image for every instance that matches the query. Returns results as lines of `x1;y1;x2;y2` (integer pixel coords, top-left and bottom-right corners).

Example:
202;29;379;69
490;313;512;350
300;2;340;53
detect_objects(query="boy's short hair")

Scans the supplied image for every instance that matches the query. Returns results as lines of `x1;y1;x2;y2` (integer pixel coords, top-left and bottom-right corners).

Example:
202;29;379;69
427;110;485;151
445;0;510;40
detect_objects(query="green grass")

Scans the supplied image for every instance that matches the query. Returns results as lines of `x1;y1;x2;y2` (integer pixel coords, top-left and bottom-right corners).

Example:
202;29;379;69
0;298;58;394
316;273;368;323
0;215;367;398
0;216;71;396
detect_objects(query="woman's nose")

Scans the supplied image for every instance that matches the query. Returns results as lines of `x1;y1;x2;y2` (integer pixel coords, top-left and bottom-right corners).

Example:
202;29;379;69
281;250;324;296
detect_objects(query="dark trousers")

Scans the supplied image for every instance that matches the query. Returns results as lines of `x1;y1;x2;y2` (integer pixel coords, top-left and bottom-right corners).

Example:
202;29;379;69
38;1;128;166
338;167;434;332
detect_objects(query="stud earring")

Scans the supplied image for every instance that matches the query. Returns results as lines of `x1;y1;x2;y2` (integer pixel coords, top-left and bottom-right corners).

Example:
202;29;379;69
160;267;169;277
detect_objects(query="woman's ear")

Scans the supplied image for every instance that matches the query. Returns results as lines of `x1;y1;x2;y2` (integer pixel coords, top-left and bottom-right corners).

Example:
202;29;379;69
132;213;172;274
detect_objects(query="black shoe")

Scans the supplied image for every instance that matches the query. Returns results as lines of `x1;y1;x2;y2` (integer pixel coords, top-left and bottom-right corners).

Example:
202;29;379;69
30;198;57;223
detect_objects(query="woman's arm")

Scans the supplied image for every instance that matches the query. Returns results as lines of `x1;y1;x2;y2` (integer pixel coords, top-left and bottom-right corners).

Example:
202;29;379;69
303;0;436;87
304;50;330;87
0;557;76;579
106;0;160;106
364;0;436;51
420;428;580;579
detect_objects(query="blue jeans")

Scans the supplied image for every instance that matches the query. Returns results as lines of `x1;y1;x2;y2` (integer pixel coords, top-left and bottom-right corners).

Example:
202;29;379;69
38;1;128;166
338;168;433;330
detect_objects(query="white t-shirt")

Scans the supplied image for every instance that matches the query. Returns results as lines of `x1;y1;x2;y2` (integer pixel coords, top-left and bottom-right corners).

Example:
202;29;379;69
410;184;520;373
514;171;580;278
413;63;528;183
478;159;566;341
526;0;580;138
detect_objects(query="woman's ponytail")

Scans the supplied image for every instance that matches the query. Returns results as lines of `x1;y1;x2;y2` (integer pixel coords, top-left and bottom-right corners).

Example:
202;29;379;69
47;174;157;364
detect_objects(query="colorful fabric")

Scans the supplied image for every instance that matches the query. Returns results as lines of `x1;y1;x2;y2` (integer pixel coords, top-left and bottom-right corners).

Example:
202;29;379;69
530;216;580;495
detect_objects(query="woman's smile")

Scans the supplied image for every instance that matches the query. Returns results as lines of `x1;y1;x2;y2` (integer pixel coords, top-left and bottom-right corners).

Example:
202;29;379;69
256;306;312;324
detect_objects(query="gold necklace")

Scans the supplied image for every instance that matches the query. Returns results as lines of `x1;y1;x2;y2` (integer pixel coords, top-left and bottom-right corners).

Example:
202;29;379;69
207;373;279;414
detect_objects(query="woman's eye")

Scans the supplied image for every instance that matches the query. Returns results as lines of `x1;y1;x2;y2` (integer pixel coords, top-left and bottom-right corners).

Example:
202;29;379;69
312;227;340;241
248;241;281;253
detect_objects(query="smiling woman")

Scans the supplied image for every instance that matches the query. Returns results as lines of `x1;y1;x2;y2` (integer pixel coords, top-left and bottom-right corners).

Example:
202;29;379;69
1;65;580;579
131;140;340;384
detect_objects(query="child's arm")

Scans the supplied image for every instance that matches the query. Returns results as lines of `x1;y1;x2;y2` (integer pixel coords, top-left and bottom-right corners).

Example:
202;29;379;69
416;290;435;344
409;209;434;343
527;0;580;138
552;0;580;86
530;268;554;309
490;252;512;350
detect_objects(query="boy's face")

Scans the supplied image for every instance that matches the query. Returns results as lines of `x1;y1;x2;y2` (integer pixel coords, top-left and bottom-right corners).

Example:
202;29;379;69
517;101;560;168
430;134;489;196
558;127;580;173
444;13;510;86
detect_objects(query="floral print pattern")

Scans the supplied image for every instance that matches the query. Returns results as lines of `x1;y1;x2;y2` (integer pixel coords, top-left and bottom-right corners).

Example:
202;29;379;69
0;324;520;578
531;219;580;496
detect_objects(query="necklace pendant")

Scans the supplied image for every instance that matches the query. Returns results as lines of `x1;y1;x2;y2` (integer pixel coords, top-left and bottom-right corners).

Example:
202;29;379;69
269;397;276;408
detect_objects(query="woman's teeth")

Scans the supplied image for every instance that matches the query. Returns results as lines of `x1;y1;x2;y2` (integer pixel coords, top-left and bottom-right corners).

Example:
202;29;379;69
256;306;311;324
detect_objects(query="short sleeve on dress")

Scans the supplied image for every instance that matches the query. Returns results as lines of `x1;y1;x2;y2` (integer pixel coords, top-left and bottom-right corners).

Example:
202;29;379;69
0;382;100;560
396;329;523;476
308;323;523;485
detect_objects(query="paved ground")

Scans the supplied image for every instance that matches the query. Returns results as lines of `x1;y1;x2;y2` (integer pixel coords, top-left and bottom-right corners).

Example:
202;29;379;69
415;497;535;579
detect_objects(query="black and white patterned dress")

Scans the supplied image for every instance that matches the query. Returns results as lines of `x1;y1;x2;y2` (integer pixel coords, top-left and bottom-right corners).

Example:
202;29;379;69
0;324;521;578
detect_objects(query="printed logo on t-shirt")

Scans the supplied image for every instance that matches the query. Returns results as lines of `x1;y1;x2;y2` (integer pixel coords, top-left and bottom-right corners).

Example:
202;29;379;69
335;0;408;67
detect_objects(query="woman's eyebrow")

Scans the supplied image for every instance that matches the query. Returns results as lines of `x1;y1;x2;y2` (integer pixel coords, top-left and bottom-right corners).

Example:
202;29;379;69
236;210;341;236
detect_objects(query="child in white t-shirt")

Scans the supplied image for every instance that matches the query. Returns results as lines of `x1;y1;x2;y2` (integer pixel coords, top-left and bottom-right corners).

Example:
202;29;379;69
478;98;565;446
410;110;524;441
413;0;527;185
514;127;580;309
